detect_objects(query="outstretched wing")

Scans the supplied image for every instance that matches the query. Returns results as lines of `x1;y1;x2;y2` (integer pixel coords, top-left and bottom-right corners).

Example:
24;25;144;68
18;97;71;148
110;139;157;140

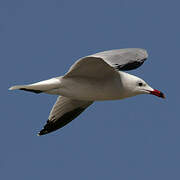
64;48;148;79
64;56;118;79
38;96;93;136
92;48;148;71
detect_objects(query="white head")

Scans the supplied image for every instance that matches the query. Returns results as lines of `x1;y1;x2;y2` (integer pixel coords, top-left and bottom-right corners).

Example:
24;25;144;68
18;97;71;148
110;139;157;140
120;71;165;99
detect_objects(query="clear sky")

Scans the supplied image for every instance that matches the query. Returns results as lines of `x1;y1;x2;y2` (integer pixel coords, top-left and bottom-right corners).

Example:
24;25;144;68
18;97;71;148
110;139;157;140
1;0;180;179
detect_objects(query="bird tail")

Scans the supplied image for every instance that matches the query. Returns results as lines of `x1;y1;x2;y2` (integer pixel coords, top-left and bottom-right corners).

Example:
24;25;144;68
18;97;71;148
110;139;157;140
9;78;61;94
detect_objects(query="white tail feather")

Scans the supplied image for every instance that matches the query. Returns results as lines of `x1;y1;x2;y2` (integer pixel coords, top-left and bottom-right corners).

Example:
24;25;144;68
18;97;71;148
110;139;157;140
9;78;61;92
9;85;27;90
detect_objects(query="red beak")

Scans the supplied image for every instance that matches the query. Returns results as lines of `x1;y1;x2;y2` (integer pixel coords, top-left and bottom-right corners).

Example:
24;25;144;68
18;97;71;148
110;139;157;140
150;89;165;99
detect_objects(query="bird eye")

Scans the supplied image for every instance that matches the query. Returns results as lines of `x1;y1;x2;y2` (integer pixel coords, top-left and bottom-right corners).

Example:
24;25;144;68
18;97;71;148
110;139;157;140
138;82;143;87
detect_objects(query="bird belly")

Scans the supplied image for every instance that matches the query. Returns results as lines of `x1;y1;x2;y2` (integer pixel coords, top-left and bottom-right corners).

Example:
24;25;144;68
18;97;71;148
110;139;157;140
53;77;126;101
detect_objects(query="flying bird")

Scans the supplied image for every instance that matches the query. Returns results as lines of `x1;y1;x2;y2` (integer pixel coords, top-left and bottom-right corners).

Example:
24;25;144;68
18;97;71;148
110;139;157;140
9;48;165;136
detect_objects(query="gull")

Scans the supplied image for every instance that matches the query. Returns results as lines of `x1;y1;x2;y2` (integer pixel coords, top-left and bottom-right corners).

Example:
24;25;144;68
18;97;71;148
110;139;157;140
9;48;165;136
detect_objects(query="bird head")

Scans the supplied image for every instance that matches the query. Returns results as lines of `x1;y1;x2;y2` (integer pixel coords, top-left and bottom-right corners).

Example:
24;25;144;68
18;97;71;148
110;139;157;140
120;72;165;99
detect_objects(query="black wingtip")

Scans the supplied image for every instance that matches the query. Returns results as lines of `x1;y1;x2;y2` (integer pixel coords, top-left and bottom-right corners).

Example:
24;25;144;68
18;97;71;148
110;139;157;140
37;119;54;136
115;58;147;71
37;129;49;136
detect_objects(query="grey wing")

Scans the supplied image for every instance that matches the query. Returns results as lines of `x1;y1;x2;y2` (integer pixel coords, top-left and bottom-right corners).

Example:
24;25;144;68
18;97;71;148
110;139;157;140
38;96;93;136
90;48;148;71
64;56;118;79
64;48;148;79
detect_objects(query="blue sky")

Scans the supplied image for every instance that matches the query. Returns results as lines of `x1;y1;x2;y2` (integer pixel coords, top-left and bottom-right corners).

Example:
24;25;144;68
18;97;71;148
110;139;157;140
1;0;180;179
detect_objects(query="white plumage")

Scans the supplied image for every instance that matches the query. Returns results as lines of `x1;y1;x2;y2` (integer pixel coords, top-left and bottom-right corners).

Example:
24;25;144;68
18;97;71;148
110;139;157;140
9;48;165;135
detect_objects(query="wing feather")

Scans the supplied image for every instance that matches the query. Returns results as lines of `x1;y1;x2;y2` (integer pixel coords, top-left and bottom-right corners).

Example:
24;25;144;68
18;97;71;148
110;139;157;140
92;48;148;71
38;96;93;135
64;48;148;79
